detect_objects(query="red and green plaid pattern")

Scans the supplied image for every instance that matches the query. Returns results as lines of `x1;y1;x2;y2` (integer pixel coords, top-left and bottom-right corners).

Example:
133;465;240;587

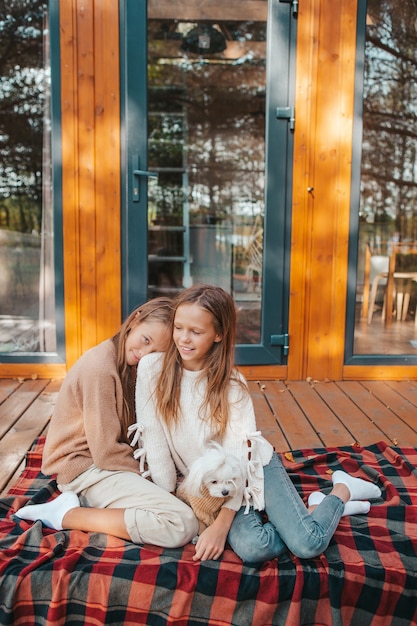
1;438;417;625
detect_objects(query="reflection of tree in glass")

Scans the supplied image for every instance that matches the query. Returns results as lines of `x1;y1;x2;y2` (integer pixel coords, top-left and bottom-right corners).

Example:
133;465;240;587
0;0;46;233
148;43;266;224
361;0;417;243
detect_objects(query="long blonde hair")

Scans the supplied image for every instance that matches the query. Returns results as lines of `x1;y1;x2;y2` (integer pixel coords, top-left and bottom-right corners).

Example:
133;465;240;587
113;297;173;439
155;284;245;437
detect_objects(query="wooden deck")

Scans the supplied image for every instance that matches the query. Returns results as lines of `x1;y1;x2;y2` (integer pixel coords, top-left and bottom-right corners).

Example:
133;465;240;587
2;377;417;497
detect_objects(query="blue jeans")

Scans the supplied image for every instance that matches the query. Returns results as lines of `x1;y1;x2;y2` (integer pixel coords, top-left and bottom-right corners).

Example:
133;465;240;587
227;452;344;564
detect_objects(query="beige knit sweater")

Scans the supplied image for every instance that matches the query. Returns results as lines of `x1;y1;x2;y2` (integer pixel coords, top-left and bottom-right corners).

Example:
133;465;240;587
176;483;228;535
42;339;140;484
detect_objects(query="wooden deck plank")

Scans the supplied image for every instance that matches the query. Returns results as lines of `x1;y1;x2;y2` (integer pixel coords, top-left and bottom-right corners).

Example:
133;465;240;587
0;378;22;405
385;380;417;408
285;381;354;447
0;379;50;439
260;380;323;450
361;381;417;440
1;459;25;498
0;380;60;495
247;381;289;452
336;381;417;447
313;381;388;447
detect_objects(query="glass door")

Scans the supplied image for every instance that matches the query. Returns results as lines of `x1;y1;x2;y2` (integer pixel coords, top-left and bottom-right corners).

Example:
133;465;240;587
120;0;296;365
347;0;417;364
0;0;63;362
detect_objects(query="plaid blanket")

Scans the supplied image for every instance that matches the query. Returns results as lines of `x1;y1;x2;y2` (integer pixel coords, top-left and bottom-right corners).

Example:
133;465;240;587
1;438;417;625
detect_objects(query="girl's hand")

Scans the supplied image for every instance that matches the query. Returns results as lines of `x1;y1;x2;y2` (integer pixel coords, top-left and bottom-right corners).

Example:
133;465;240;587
192;508;236;562
192;523;227;561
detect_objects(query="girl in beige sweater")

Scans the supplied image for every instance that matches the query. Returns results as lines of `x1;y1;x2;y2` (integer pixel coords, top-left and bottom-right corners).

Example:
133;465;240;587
14;298;198;547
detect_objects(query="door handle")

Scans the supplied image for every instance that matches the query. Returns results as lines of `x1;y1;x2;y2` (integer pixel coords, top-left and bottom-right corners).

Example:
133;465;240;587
132;155;158;202
133;169;158;177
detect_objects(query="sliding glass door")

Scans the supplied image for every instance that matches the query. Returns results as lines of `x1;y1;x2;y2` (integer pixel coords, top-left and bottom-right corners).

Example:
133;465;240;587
347;0;417;364
0;0;63;362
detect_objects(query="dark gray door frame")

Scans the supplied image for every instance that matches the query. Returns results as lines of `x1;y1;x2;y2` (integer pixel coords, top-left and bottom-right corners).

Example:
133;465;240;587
119;0;297;365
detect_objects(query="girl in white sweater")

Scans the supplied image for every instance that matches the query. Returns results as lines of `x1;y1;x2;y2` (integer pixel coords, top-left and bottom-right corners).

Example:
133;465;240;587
136;284;381;564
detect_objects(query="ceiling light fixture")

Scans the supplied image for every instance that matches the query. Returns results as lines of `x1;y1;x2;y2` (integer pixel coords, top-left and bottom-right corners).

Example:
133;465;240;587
181;24;227;54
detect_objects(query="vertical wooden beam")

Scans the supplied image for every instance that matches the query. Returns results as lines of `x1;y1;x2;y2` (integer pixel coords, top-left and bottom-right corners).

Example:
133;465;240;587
287;0;319;380
93;0;121;343
60;0;82;367
288;0;358;380
76;0;97;352
60;0;121;369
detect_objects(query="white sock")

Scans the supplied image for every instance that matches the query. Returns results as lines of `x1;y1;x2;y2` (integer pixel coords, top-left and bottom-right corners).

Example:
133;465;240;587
308;491;371;517
14;491;80;530
308;491;326;508
332;470;381;501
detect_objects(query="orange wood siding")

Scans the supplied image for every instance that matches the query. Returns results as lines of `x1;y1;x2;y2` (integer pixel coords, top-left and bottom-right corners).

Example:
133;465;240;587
288;0;357;380
60;0;121;370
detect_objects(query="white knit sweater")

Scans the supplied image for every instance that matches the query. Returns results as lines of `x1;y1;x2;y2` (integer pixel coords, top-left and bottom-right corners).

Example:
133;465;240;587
133;352;274;512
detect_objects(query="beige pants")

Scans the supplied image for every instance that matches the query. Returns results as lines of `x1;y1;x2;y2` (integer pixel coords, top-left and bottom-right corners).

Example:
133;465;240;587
59;465;198;548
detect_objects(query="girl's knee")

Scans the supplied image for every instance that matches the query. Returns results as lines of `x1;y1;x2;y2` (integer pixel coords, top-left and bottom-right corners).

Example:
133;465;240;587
164;503;199;547
231;541;279;564
180;508;199;544
228;524;286;564
124;504;198;547
290;544;321;559
230;534;325;563
284;534;328;559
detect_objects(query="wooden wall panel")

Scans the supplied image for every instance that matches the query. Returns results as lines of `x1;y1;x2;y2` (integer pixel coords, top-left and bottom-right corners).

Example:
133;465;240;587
286;0;319;380
60;0;81;370
74;0;96;358
288;0;357;380
61;0;121;370
93;1;121;343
